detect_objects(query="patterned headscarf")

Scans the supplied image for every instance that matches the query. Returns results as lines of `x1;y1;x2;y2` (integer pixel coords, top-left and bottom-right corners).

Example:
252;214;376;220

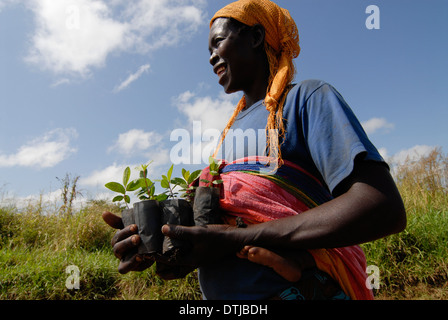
211;0;300;167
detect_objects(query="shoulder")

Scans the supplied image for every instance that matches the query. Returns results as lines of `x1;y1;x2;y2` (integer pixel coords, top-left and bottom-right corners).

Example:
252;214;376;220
285;79;341;107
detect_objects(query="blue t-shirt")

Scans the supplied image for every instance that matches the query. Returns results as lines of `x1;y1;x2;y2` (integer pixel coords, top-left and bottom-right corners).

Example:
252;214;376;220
201;79;385;299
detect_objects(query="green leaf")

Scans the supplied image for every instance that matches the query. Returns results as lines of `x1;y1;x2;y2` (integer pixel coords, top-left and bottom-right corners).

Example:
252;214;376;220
124;195;130;204
167;164;174;181
126;179;142;191
123;167;131;186
188;169;202;184
209;156;221;171
182;168;189;180
200;179;210;184
156;193;168;202
139;168;147;179
149;185;155;197
171;177;186;186
105;182;126;194
112;195;124;202
160;178;170;189
212;179;223;185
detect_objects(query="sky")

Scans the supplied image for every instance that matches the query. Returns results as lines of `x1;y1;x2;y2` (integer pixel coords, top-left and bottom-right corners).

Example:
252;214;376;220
0;0;447;207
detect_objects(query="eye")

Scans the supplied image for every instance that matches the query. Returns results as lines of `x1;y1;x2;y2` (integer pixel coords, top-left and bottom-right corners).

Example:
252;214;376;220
214;37;224;47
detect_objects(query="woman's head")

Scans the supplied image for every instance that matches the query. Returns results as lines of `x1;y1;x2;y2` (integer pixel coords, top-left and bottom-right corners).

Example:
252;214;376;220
210;0;300;166
208;17;268;95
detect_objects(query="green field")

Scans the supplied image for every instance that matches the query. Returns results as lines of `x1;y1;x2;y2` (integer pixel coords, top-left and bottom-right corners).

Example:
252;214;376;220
1;149;447;300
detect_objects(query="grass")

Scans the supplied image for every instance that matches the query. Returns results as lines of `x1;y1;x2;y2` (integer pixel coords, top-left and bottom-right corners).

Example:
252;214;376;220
0;200;202;300
0;148;447;300
361;147;448;299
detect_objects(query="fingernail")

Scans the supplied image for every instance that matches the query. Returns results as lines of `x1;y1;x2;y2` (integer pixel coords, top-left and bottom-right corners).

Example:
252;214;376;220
130;224;137;232
161;225;169;234
131;235;140;245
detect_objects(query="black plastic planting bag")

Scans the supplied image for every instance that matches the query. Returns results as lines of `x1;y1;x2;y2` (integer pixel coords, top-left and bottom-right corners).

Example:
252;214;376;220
133;200;164;258
159;199;194;255
193;186;222;226
120;208;139;263
121;208;135;226
156;199;195;280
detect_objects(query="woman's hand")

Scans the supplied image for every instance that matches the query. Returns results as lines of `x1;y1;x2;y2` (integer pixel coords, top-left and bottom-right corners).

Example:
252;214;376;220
102;211;153;274
160;224;241;267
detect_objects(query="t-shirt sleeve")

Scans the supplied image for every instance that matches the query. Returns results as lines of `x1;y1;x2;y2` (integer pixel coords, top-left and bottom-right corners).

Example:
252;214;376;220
300;82;386;193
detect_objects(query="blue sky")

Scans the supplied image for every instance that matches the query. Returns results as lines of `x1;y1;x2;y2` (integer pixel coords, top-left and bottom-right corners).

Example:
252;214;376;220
0;0;447;206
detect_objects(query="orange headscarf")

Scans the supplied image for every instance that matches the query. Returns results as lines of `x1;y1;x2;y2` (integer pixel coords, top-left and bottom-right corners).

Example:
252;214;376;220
211;0;300;167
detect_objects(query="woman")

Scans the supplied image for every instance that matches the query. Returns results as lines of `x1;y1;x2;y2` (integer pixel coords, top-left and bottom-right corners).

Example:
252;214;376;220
103;0;406;300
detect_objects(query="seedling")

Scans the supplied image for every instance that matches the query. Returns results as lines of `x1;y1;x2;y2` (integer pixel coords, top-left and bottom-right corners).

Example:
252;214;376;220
104;166;140;208
171;167;202;201
200;156;223;187
158;164;200;200
105;161;202;206
133;162;167;202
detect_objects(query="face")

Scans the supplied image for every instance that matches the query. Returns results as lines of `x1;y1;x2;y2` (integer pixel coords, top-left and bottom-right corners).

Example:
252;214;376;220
208;18;257;94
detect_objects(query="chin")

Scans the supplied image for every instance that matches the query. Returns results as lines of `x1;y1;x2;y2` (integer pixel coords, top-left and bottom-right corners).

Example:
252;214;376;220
222;83;239;95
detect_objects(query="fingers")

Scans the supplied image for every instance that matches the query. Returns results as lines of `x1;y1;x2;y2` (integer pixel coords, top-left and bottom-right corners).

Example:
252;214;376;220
103;211;154;274
102;211;124;229
111;224;139;260
118;254;153;274
111;223;138;245
114;234;141;260
161;224;193;240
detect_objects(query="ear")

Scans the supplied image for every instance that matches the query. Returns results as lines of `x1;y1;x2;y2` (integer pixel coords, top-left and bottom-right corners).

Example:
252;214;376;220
251;24;265;50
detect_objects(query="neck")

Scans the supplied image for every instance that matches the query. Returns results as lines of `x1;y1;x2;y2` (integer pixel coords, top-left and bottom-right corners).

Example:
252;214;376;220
243;76;269;110
243;52;270;109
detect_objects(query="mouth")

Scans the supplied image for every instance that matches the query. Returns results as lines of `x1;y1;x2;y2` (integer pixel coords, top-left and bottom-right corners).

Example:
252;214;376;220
214;64;227;78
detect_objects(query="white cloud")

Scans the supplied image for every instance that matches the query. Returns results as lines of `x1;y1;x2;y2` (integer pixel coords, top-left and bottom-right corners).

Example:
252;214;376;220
80;163;134;187
0;0;19;12
51;78;71;87
24;0;206;77
378;147;388;160
123;0;205;52
361;117;395;135
114;64;150;93
0;128;78;168
80;148;170;188
25;0;128;76
170;91;239;164
108;129;163;156
174;91;238;132
389;145;437;165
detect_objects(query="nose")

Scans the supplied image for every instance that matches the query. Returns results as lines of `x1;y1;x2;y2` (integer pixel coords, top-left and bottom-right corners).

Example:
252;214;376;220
209;49;219;67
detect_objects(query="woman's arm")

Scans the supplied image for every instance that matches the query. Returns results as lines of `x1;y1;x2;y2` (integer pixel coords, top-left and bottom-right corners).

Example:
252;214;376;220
237;160;406;250
163;160;406;264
